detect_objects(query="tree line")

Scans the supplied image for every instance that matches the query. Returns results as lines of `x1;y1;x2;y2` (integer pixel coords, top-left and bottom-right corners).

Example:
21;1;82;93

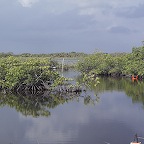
0;52;87;58
76;46;144;78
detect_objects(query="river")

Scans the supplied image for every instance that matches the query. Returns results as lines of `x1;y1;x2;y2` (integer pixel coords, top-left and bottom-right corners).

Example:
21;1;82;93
0;70;144;144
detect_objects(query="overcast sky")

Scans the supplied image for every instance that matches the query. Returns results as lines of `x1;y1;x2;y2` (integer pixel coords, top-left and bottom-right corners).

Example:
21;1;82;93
0;0;144;54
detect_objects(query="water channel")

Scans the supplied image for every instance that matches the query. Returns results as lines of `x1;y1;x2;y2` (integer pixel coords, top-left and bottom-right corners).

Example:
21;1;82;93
0;70;144;144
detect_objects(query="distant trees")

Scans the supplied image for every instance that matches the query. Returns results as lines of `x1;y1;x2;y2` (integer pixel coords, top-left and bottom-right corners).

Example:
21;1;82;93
0;52;14;57
77;46;144;78
0;52;88;58
19;52;87;58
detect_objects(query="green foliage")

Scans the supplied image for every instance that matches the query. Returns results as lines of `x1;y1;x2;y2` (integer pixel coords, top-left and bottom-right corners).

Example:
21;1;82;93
77;46;144;77
19;52;88;58
0;56;62;90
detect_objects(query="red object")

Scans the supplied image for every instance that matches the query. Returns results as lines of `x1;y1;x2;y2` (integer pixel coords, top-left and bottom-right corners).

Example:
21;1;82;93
132;75;138;81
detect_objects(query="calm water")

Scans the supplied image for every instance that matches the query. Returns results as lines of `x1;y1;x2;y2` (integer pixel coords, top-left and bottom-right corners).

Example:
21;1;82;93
0;71;144;144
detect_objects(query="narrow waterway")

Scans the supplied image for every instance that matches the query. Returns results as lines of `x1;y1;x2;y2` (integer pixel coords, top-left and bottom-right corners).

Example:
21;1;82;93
0;70;144;144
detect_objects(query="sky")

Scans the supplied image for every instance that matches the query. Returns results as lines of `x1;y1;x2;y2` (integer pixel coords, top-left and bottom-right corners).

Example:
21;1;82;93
0;0;144;54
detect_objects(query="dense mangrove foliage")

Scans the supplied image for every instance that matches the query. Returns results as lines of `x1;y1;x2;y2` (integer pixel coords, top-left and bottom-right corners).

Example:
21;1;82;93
77;46;144;78
0;56;71;93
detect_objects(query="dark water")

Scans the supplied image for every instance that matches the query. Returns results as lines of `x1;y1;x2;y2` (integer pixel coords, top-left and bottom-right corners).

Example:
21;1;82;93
0;71;144;144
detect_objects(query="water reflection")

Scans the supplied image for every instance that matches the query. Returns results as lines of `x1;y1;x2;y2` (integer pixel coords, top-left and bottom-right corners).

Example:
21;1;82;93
0;72;144;144
0;90;99;118
77;76;144;105
1;91;143;144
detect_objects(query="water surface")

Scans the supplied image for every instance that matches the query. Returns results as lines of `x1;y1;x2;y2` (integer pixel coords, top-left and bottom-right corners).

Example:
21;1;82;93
0;71;144;144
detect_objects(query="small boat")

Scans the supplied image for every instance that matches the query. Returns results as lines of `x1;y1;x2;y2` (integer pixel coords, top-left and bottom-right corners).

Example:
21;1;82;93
130;142;141;144
130;134;142;144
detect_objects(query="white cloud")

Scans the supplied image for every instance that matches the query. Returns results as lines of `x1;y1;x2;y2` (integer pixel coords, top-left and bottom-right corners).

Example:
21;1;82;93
108;26;131;34
18;0;39;7
17;0;144;16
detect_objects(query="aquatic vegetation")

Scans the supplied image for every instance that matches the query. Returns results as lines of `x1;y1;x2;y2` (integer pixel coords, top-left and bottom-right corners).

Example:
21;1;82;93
0;56;66;92
77;46;144;78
